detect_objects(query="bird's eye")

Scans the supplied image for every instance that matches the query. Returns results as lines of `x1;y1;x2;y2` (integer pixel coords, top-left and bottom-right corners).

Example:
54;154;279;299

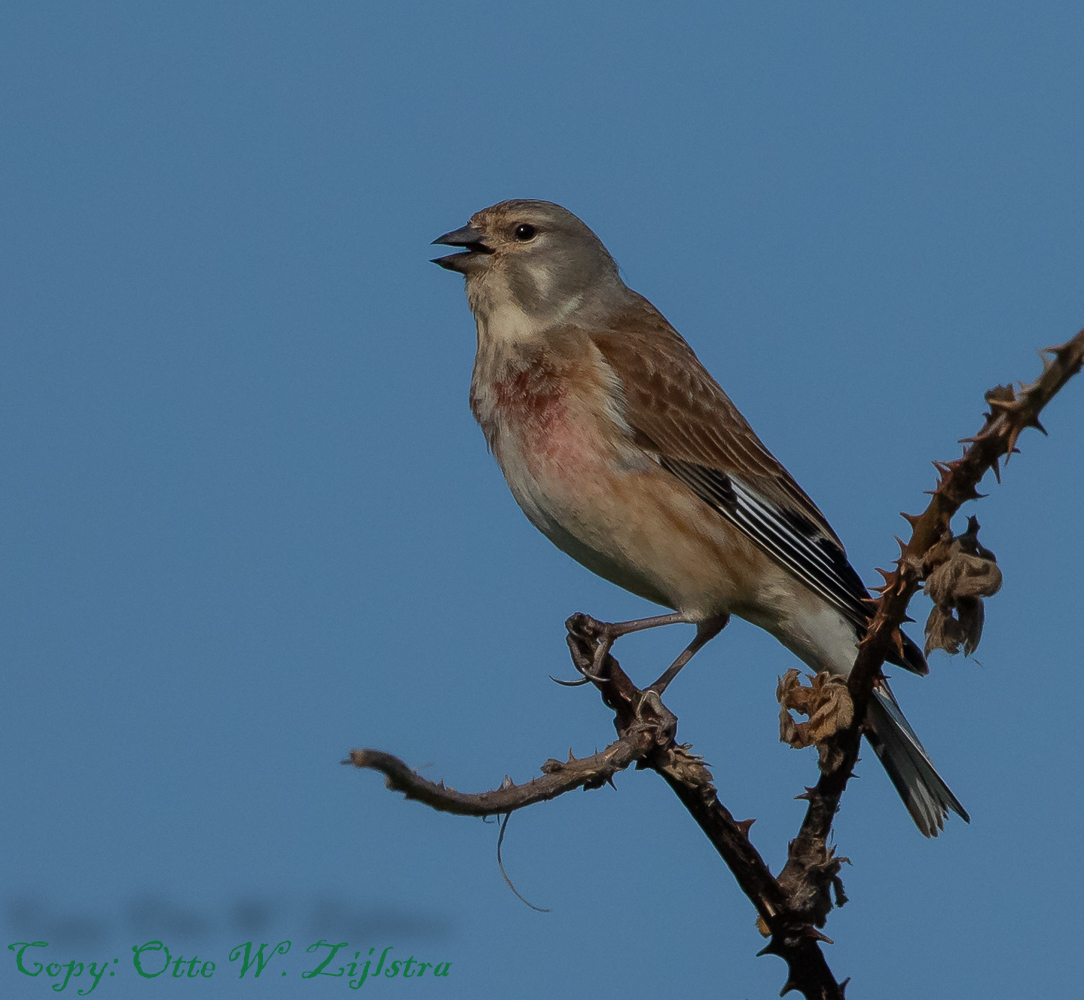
513;223;537;241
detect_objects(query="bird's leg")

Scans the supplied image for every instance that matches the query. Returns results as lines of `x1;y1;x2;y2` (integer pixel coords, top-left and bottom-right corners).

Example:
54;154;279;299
561;611;693;684
588;612;692;680
647;614;729;695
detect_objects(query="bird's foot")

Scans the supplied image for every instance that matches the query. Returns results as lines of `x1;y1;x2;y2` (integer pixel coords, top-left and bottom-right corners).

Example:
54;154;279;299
632;688;678;747
562;613;617;683
561;613;679;746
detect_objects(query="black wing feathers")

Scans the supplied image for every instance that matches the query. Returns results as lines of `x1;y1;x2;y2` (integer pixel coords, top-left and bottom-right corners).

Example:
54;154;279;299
659;455;927;675
660;456;871;624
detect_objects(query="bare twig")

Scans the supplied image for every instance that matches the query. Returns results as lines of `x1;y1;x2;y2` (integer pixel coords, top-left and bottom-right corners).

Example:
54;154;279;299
344;738;652;816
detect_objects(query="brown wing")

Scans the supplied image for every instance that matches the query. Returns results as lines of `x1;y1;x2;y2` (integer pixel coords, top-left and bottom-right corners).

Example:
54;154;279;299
587;295;879;634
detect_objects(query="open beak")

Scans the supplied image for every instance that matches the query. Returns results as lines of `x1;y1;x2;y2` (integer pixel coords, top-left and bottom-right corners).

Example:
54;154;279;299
430;226;494;272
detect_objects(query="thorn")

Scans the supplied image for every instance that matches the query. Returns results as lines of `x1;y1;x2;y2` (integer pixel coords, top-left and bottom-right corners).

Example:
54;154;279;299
1028;416;1048;435
986;396;1017;412
502;775;515;789
734;817;757;838
568;748;575;762
991;455;1002;484
780;977;799;995
901;614;916;624
794;786;818;801
895;536;908;556
606;775;617;790
807;928;835;945
900;511;922;527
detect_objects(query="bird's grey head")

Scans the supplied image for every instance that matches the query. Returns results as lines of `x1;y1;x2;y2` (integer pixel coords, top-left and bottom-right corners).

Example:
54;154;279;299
431;200;634;330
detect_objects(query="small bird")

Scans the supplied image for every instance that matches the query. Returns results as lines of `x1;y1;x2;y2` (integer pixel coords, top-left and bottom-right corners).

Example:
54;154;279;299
432;200;967;836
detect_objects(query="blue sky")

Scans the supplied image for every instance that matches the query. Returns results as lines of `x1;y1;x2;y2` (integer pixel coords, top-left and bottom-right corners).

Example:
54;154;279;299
2;4;1082;997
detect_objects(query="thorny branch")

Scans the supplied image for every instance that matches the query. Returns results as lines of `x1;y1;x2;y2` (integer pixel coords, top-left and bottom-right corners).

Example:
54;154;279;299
782;328;1084;894
347;328;1084;999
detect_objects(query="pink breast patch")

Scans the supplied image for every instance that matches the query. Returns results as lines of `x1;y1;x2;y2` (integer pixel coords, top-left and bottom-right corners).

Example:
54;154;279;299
491;368;602;480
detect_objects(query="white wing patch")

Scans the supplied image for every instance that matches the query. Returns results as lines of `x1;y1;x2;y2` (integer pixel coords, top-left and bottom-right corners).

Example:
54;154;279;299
727;479;871;625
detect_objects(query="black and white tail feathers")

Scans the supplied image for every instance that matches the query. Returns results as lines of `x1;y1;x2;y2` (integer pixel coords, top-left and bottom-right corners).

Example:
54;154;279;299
865;681;969;837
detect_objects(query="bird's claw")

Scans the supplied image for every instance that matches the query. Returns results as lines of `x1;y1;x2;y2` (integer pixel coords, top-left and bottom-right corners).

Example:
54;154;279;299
634;689;678;746
549;673;592;687
564;613;617;684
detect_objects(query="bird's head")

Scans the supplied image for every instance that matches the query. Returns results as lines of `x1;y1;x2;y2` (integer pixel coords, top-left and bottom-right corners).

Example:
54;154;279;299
432;200;632;329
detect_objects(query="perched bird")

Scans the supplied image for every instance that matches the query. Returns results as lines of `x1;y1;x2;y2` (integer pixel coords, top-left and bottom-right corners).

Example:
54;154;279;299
432;200;967;836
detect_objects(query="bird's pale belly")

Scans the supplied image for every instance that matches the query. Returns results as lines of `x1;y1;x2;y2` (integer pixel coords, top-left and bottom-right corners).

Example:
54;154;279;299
489;398;770;620
504;446;863;677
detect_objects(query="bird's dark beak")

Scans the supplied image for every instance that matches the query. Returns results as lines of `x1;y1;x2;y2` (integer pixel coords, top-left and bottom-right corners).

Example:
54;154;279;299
430;226;494;272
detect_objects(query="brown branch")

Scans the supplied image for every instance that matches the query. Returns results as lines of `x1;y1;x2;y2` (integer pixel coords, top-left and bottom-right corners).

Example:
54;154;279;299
345;739;651;816
348;327;1084;1000
349;624;844;999
345;649;789;923
564;619;791;926
567;621;849;999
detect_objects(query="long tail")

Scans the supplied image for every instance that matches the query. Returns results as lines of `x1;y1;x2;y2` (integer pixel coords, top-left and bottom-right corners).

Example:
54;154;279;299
864;682;969;837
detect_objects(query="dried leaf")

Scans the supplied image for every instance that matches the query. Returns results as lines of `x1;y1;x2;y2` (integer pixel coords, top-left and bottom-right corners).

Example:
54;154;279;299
777;669;854;772
923;516;1002;656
